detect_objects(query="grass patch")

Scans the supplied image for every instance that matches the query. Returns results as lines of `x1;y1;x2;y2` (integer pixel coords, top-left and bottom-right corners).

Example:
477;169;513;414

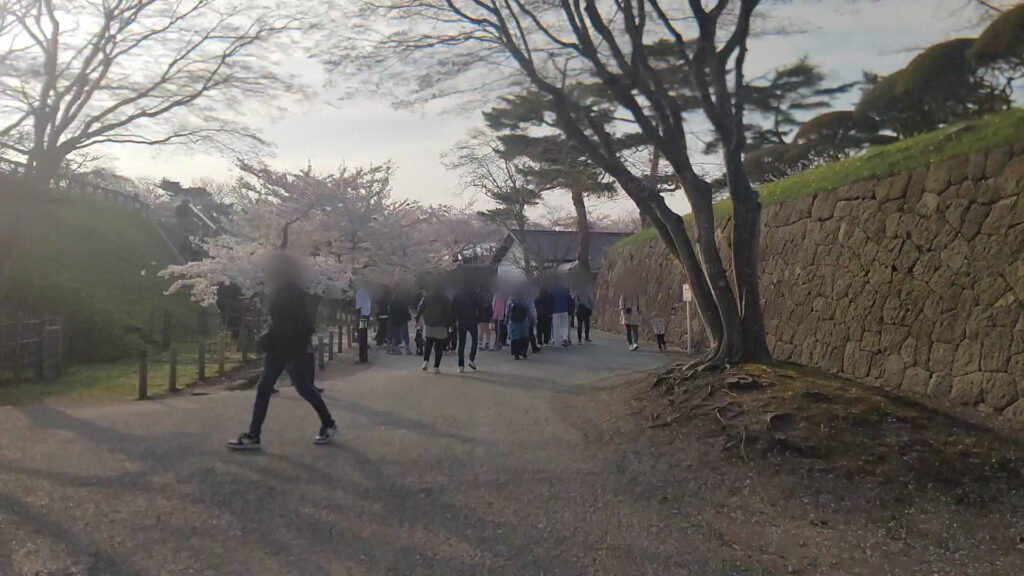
619;108;1024;247
0;342;248;406
1;185;203;362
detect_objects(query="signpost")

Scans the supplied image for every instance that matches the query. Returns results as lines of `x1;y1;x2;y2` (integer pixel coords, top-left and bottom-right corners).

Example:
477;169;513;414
682;285;693;353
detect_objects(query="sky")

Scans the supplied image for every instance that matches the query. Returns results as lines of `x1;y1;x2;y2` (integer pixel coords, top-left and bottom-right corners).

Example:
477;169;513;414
106;0;1005;221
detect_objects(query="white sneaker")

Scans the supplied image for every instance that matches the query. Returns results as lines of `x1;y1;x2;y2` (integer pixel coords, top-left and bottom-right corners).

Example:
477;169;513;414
458;366;465;373
433;367;441;374
468;361;477;371
421;361;428;371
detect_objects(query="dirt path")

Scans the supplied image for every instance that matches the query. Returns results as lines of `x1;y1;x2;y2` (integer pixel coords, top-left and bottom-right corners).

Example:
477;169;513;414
0;334;739;575
1;333;1020;575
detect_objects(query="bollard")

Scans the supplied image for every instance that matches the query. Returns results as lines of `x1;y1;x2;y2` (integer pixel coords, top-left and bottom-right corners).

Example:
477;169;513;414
357;316;369;363
328;331;335;361
239;320;250;362
337;321;344;353
317;336;326;371
138;349;149;400
197;341;206;381
218;331;226;376
169;348;178;393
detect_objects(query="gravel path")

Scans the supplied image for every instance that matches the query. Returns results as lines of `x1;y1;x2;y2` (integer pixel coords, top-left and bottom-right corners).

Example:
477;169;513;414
1;334;766;576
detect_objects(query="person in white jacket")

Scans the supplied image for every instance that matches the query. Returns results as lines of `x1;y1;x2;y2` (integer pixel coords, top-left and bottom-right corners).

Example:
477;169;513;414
619;293;642;351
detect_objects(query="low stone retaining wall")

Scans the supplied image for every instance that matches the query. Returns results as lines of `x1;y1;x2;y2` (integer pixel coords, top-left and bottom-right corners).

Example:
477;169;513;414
596;143;1024;427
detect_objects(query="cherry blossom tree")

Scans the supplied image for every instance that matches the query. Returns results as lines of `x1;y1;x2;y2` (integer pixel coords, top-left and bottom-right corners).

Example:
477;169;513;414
160;161;500;306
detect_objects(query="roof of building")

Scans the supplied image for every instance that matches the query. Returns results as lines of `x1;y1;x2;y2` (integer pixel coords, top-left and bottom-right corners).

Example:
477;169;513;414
492;229;631;271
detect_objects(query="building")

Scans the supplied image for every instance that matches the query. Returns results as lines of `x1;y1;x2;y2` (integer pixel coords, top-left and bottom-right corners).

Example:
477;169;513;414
491;229;631;282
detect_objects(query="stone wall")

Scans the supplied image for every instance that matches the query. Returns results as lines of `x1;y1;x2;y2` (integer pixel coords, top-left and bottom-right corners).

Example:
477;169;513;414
595;144;1024;427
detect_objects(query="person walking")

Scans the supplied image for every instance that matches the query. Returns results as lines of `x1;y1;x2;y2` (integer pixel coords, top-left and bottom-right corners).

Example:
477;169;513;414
478;286;494;351
549;282;572;347
374;285;391;347
505;292;531;360
651;309;669;352
416;284;453;373
388;290;413;355
534;286;553;347
574;286;594;344
491;289;507;351
619;292;642;351
452;282;480;373
527;284;542;354
355;283;372;363
228;253;337;451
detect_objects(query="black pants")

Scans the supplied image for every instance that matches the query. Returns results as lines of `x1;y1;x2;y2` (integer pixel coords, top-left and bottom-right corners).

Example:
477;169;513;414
423;336;444;368
374;316;389;346
576;308;592;342
529;322;540;352
537;315;552;345
511;337;529;358
457;324;478;367
625;324;640;345
249;351;334;438
656;333;666;350
498;323;508;346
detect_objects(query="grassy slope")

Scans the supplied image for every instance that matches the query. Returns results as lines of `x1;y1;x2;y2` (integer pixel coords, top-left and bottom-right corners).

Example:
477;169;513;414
1;188;202;363
620;108;1024;248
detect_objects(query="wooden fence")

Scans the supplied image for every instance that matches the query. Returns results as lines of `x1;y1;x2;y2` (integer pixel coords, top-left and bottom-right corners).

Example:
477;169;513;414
0;157;150;215
0;316;64;381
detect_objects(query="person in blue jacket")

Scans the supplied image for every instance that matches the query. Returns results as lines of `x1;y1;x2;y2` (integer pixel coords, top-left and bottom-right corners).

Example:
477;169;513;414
549;281;573;347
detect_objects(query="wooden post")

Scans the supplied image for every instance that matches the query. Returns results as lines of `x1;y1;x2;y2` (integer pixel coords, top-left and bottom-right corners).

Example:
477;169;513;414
138;349;149;400
161;310;172;349
239;318;250;362
337;320;344;353
197;341;206;381
328;331;335;361
686;300;692;353
168;348;178;393
317;336;325;371
218;331;226;376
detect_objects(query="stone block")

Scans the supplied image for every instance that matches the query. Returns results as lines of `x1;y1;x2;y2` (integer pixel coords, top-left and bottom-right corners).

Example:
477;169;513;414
901;366;929;395
1006;259;1024;302
929;341;956;373
980;328;1011;372
1003;399;1024;428
967;151;987;180
985;146;1012;179
980;196;1017;235
928;372;953;399
943;198;970;229
916;192;940;217
952;339;981;376
961;203;990;241
983;372;1018;410
950;373;984;405
811;192;839;221
1000;155;1024;190
883;354;905;390
924;161;952;194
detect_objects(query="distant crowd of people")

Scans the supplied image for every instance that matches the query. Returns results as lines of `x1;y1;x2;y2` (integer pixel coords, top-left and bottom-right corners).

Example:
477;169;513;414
356;275;673;374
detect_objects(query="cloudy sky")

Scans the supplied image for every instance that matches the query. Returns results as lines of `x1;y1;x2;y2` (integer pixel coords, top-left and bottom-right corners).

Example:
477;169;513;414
107;0;1003;219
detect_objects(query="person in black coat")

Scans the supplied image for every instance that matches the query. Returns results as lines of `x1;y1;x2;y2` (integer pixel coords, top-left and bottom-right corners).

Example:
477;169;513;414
387;290;413;355
451;283;481;372
228;252;337;451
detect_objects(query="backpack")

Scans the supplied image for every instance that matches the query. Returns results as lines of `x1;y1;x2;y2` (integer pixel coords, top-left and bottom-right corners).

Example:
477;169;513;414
509;301;528;323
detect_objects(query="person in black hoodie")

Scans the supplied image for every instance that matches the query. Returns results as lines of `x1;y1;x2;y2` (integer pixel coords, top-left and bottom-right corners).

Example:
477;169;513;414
228;253;337;451
451;282;480;373
387;289;413;355
416;283;453;373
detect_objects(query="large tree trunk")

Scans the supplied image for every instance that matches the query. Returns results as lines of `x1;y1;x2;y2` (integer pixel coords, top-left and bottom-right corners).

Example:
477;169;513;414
725;156;772;363
569;186;591;276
